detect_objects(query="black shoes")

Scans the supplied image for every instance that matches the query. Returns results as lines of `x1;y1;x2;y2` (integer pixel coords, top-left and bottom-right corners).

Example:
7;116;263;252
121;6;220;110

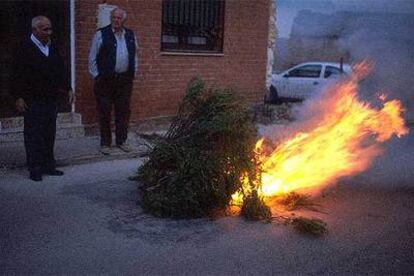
29;169;64;181
29;171;42;182
43;169;64;176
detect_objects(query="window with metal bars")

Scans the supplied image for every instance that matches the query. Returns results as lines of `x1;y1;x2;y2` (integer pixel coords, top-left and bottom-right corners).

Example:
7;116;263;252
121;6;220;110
161;0;225;53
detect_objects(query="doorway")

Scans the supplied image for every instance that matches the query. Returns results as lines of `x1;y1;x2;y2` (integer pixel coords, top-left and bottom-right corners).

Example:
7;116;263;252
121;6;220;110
0;0;70;118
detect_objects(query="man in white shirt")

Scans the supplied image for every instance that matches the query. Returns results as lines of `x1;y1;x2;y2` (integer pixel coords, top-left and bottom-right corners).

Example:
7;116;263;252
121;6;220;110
88;7;138;155
12;15;74;181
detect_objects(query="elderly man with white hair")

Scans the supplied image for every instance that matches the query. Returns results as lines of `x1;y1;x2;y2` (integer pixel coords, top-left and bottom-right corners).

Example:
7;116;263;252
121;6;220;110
89;7;139;155
12;15;74;181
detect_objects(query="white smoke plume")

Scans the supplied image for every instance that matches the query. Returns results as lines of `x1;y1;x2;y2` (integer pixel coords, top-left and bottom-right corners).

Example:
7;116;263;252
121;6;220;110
271;1;414;189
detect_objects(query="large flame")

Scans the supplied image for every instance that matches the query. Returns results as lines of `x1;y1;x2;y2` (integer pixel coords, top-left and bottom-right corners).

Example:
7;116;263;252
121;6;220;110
232;62;409;204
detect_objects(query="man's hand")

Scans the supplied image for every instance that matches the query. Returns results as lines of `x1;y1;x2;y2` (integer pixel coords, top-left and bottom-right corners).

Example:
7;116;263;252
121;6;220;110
16;98;27;113
68;90;75;105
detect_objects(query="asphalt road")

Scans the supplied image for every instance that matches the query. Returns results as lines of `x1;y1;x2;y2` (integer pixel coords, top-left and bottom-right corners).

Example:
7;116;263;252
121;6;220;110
1;132;413;275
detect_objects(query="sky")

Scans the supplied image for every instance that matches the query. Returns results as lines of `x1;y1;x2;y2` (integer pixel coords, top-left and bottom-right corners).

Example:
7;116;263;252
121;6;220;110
277;0;414;38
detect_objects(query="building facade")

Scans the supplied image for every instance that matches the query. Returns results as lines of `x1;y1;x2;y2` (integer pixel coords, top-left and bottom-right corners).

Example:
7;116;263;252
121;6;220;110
0;0;273;130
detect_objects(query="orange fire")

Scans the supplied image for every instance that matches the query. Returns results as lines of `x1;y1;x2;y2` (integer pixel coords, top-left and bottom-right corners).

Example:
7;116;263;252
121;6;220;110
232;62;409;204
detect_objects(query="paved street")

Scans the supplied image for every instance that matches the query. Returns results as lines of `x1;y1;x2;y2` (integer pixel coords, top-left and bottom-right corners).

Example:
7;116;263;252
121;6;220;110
1;132;414;275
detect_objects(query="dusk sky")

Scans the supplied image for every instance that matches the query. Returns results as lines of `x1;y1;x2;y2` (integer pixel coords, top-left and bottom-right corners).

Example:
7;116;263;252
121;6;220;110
277;0;414;38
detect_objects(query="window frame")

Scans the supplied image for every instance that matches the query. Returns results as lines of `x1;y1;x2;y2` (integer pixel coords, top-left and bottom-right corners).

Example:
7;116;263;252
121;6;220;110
161;0;225;54
287;65;322;78
324;65;343;78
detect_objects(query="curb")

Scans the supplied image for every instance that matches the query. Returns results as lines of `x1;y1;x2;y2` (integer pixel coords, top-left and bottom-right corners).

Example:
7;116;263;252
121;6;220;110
56;150;147;168
2;149;148;170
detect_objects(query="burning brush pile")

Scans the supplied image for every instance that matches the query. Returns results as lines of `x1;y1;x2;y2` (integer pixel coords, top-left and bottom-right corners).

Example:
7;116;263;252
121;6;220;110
137;77;258;218
136;63;409;236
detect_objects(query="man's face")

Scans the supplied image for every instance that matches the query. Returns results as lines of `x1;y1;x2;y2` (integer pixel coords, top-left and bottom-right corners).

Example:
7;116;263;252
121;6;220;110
111;10;124;31
33;18;52;45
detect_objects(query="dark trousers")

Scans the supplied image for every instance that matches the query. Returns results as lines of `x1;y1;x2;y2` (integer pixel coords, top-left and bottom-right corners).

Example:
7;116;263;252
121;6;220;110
94;74;133;147
23;102;57;172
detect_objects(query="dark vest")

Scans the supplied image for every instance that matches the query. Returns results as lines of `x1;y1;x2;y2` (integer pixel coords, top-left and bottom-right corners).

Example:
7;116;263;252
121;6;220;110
96;25;136;78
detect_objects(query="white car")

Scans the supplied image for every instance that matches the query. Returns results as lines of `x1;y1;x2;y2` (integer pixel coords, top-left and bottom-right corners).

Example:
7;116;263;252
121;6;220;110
269;62;352;102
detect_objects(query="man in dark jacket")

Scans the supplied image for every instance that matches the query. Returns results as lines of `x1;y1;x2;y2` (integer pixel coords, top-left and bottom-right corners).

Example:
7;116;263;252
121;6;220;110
12;15;74;181
88;7;138;155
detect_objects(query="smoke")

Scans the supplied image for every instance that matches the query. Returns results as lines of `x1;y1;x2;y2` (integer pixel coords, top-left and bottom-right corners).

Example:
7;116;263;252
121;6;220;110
269;2;414;190
269;11;414;190
279;1;414;120
259;75;414;191
337;11;414;120
335;11;414;189
357;132;414;189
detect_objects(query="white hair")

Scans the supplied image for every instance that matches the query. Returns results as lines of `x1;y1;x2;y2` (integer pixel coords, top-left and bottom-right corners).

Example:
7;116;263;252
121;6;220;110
111;7;127;21
31;15;50;29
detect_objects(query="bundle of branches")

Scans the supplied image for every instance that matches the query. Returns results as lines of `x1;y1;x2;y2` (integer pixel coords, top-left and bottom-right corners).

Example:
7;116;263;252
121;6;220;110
137;77;258;218
241;190;272;222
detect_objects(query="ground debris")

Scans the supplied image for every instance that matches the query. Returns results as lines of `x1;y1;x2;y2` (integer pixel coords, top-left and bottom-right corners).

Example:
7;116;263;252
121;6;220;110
290;216;328;236
275;192;321;211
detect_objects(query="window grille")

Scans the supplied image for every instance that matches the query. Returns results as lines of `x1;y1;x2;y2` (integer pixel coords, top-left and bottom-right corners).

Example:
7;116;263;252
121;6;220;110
161;0;225;53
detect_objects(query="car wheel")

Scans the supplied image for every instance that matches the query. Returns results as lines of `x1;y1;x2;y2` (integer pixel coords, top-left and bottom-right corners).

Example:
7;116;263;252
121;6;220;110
269;85;282;104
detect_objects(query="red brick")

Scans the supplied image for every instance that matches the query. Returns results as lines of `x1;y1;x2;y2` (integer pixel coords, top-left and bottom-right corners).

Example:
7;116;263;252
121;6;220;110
75;0;270;124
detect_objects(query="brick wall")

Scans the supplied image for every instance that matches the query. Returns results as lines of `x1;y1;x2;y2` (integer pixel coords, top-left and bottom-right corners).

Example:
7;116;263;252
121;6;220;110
75;0;270;125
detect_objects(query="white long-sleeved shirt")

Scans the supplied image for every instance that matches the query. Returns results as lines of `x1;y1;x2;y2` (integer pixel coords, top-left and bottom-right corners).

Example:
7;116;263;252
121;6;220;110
88;28;138;78
31;34;50;57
